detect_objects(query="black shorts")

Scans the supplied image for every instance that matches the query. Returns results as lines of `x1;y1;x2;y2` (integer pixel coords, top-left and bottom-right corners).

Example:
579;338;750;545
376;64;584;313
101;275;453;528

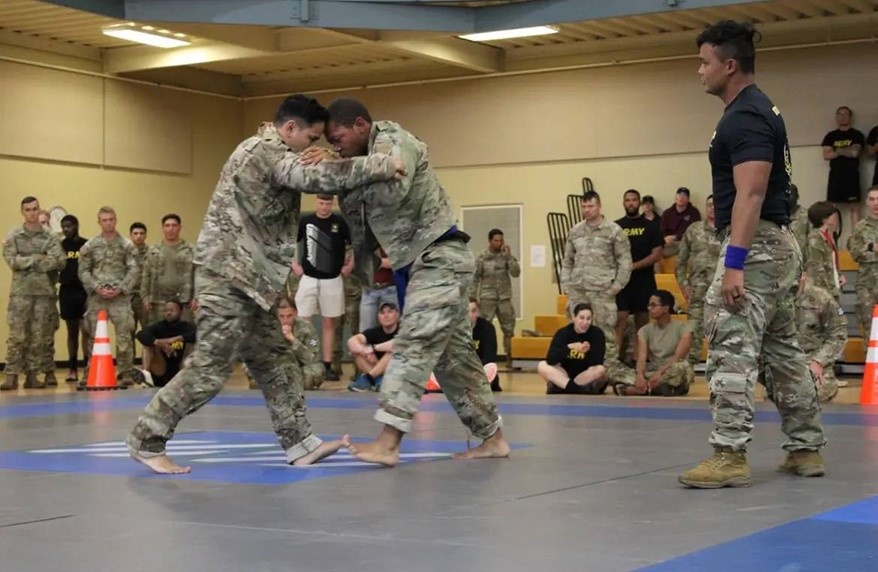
616;273;657;314
59;285;87;321
547;378;608;395
827;172;861;203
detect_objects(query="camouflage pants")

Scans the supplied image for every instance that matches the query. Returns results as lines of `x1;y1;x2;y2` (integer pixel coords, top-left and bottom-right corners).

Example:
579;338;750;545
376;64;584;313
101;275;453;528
126;268;323;462
84;294;135;378
332;282;361;372
855;274;878;337
705;222;825;453
302;363;325;390
565;289;628;383
648;362;695;393
378;239;501;438
5;295;58;374
131;294;144;330
687;281;710;364
479;298;515;359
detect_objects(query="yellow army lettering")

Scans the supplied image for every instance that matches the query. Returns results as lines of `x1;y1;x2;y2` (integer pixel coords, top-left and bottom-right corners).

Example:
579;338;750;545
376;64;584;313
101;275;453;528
473;340;480;350
170;340;184;351
67;251;80;259
567;349;586;360
623;228;645;237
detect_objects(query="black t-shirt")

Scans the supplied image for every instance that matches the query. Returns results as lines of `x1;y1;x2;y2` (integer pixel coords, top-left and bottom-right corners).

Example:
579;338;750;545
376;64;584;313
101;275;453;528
546;324;606;379
868;126;878;186
297;214;350;280
136;319;196;362
822;128;866;180
615;215;663;278
60;236;87;288
709;85;792;232
471;317;497;365
363;325;398;360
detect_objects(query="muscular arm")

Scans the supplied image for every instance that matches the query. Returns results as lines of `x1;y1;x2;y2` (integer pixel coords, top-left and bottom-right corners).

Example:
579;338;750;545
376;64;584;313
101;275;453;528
632;245;663;271
729;161;771;251
274;152;396;194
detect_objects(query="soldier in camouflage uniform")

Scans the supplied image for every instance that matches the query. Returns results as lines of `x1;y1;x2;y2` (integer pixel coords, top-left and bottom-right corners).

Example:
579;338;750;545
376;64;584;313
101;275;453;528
78;207;140;387
317;98;509;466
805;202;843;301
473;229;521;364
560;191;632;385
788;184;810;262
129;222;148;331
278;295;324;390
332;271;361;377
846;186;878;336
676;195;721;365
679;22;825;489
1;197;66;390
140;214;195;326
126;94;401;474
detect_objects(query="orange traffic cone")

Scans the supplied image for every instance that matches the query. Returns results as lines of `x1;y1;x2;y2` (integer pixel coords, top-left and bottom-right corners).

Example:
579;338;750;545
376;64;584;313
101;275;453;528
860;305;878;405
425;372;441;393
425;363;499;394
79;310;125;392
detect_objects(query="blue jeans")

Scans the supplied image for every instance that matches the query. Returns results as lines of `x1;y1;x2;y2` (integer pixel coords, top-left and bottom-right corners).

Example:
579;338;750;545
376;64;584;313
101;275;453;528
359;285;398;331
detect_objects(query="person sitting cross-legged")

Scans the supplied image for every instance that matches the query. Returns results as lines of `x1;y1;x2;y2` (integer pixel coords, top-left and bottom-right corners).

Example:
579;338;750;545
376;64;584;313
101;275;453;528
134;299;196;388
537;303;608;395
615;290;694;396
347;301;399;392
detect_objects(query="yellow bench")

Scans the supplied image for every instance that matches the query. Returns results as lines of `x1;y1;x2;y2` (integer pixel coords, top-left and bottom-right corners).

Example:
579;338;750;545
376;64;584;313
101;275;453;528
534;315;568;335
511;336;550;360
839;250;858;272
844;337;865;363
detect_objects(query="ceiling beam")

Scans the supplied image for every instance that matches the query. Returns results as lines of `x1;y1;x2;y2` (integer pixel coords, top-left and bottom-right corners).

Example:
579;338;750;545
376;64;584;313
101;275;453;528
40;0;125;19
103;41;272;74
382;37;503;73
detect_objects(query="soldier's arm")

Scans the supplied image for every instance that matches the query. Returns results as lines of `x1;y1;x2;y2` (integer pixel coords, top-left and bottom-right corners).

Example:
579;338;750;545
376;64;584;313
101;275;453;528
36;235;66;273
805;235;831;289
140;250;154;303
2;234;38;271
611;228;633;294
507;254;521;278
119;242;140;294
353;132;419;206
184;245;196;303
471;254;484;298
675;230;692;288
815;300;848;366
660;329;692;373
77;243;98;293
273;151;397;193
560;235;575;291
847;223;876;264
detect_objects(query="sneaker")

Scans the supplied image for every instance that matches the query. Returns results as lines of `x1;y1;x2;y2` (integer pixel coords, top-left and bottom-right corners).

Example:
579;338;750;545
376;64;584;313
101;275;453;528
324;370;340;382
348;374;372;392
371;375;383;392
778;450;825;477
678;447;751;489
131;369;154;387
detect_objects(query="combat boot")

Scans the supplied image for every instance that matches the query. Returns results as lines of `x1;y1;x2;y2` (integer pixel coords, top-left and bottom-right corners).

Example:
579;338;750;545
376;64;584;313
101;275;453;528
44;372;58;387
778;450;825;477
23;372;45;389
678;447;751;489
0;374;18;391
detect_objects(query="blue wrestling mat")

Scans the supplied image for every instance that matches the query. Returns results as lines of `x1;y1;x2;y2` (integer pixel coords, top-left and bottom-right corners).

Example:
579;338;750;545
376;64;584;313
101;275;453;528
0;430;528;485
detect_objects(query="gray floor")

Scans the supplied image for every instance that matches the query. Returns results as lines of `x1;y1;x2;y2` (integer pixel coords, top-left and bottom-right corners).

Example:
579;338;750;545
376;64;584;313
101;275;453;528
1;388;876;572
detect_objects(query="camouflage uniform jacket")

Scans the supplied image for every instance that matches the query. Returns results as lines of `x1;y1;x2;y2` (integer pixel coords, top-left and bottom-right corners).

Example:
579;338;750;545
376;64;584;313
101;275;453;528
789;207;810;262
78;234;139;294
473;249;520;301
140;241;196;303
2;225;66;296
289;317;320;367
675;221;721;289
796;282;846;367
560;217;632;294
130;244;148;295
847;216;878;274
805;228;841;299
193;125;396;310
335;121;458;286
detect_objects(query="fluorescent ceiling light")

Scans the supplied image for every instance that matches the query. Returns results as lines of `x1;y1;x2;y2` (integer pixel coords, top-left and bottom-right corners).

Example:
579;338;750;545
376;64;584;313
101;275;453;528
459;26;559;42
102;24;190;48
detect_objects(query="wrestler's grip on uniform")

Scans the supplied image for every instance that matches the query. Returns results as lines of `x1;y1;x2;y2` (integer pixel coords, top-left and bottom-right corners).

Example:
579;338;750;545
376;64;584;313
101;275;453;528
300;146;407;180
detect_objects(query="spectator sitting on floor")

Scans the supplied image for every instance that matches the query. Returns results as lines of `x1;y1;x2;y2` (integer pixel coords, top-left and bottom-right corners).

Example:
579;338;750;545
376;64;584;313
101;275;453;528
468;298;501;392
537;302;608;395
614;290;694;396
346;301;399;392
277;295;324;390
134;299;196;388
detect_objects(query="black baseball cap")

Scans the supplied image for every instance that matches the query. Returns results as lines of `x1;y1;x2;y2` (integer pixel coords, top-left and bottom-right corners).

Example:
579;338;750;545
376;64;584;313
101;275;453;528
379;302;398;312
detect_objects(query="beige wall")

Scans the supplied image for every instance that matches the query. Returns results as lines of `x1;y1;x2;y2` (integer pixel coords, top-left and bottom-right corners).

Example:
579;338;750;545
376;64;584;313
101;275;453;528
0;50;242;364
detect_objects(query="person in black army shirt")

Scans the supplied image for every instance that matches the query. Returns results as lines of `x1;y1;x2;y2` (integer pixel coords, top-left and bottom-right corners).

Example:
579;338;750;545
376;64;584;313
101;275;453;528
822;106;866;230
59;215;88;382
678;20;825;489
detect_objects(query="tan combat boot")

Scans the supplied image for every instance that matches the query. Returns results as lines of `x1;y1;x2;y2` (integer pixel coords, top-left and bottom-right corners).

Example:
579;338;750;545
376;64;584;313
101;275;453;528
678;447;751;489
0;374;18;391
23;372;45;389
44;372;58;387
778;450;825;477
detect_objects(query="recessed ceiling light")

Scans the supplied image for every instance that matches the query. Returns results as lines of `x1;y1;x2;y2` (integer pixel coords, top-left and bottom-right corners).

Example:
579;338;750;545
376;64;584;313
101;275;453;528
102;24;190;48
459;25;559;42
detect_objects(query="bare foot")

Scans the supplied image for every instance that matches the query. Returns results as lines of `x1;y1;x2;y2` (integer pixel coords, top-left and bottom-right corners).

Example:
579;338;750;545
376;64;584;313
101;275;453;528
342;434;399;467
452;432;511;460
129;448;191;474
292;439;343;466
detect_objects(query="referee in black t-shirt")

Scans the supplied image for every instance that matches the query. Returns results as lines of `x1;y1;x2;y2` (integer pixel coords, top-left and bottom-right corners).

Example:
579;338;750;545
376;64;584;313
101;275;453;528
678;20;825;490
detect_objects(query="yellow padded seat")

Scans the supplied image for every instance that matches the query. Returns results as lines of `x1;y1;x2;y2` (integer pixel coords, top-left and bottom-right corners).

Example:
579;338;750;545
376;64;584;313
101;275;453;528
511;336;550;360
534;315;568;335
844;337;865;363
660;255;678;274
656;274;688;312
556;294;568;315
839;250;858;272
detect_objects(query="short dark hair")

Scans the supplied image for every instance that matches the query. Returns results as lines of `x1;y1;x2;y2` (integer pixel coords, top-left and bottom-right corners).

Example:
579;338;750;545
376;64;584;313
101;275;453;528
581;190;601;204
277;293;296;309
327;98;373;127
572;302;593;317
696;20;759;75
676;187;691;198
165;298;183;310
624;189;641;201
20;196;38;207
274;94;330;127
130;222;146;233
162;213;181;225
651;290;675;309
60;214;79;225
706;194;714;202
641;195;656;206
316;193;334;201
837;105;853;115
488;228;503;240
469;297;479;307
807;201;838;228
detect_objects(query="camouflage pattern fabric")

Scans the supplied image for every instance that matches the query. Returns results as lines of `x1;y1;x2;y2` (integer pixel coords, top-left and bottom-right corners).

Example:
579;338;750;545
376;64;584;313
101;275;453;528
794;282;847;403
131;243;148;328
141;241;196;325
847;216;878;336
332;273;362;373
789;207;810;264
473;249;520;358
676;220;722;363
290;317;323;390
805;228;841;300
